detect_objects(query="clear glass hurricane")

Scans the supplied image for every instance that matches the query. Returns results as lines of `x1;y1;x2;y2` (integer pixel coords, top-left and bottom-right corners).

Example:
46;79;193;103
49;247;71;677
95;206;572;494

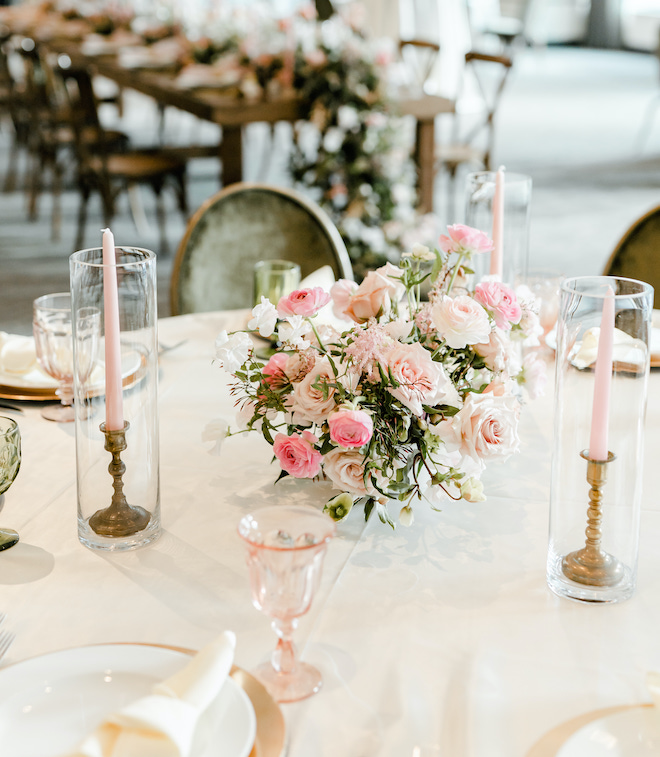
33;293;100;422
0;416;21;551
238;504;336;703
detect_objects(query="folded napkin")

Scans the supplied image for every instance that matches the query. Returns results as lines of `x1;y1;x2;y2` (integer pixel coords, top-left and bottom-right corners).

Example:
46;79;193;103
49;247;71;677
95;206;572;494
572;326;647;370
0;333;37;375
63;631;236;757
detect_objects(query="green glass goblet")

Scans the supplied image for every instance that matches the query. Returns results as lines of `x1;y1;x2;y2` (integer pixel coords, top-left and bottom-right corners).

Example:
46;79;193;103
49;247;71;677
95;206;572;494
0;416;21;551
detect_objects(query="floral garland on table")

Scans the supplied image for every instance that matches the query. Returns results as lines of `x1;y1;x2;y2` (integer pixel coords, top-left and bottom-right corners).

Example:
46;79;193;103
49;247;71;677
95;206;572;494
210;224;546;528
176;3;431;280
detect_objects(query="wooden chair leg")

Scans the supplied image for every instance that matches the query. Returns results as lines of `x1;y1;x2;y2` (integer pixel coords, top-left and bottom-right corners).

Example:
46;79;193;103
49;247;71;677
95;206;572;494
153;182;168;256
76;182;90;251
51;160;62;242
126;183;150;236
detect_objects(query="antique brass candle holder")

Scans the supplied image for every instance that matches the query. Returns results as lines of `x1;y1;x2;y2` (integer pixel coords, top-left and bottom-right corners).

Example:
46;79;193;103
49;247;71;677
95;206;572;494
561;450;622;587
89;421;151;537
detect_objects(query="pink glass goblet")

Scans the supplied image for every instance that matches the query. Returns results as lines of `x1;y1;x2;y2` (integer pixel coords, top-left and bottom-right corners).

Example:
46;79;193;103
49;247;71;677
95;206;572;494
238;504;336;703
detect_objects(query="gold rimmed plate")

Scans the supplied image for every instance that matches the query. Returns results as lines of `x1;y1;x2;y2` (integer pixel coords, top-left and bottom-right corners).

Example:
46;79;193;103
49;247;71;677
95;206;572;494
0;641;286;757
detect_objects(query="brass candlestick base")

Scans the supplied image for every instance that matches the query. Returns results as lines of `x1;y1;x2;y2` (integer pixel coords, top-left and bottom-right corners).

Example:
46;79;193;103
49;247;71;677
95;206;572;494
89;421;151;537
561;450;622;587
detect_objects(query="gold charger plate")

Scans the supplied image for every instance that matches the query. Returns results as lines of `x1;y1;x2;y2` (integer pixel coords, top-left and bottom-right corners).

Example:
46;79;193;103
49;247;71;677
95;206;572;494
526;703;653;756
0;352;147;402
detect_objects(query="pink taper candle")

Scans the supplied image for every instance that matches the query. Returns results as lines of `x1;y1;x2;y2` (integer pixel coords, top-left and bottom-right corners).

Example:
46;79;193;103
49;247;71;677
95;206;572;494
588;286;615;461
102;228;124;431
490;166;505;278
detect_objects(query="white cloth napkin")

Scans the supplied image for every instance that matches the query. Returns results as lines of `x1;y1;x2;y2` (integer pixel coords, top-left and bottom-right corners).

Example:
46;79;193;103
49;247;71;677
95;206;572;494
63;631;236;757
0;333;37;375
571;326;647;370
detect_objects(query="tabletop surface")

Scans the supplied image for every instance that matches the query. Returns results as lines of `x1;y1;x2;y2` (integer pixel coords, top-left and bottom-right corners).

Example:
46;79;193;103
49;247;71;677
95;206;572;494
2;310;660;757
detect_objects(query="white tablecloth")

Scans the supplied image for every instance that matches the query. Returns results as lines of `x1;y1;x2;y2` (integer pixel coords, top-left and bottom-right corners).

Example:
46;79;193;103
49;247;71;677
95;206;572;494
3;311;660;756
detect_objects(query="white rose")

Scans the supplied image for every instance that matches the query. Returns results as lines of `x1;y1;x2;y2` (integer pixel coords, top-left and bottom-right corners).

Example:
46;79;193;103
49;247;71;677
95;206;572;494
322;447;374;496
291;357;339;423
214;331;251;373
434;390;520;465
431;295;491;349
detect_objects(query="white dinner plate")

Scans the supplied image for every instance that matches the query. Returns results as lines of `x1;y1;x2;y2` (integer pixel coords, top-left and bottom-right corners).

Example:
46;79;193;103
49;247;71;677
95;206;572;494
0;643;257;757
556;706;660;756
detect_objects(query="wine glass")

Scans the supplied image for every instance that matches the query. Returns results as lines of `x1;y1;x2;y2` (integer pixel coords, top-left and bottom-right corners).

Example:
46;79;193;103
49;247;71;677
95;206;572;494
0;417;21;551
520;269;565;353
238;504;336;703
33;293;100;422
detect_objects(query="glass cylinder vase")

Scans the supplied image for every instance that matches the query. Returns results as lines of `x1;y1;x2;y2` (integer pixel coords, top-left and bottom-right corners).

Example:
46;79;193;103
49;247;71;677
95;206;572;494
69;246;161;551
547;276;653;603
464;170;532;285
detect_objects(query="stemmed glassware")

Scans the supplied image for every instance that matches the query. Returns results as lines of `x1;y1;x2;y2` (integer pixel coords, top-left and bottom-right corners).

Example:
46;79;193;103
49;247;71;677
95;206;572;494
0;417;21;551
238;504;336;703
33;293;100;422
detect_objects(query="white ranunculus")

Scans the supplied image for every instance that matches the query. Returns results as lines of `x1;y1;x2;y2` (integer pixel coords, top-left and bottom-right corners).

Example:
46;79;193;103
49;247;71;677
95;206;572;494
214;331;251;373
247;297;278;338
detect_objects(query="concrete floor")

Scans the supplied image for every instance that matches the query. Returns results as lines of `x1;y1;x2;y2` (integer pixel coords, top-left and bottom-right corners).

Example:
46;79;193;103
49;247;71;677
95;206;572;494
0;44;659;335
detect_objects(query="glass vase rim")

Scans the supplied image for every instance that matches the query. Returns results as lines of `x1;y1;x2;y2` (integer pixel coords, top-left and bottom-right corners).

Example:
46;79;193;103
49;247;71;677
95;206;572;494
237;504;336;551
70;246;156;269
560;275;654;300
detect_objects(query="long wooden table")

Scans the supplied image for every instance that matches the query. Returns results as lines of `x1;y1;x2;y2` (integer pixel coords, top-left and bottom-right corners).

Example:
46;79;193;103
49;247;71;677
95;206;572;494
44;38;453;213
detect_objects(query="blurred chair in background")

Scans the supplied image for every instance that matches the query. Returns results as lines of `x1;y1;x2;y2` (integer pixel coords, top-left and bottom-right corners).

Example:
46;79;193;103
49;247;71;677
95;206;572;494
603;205;660;308
170;182;353;315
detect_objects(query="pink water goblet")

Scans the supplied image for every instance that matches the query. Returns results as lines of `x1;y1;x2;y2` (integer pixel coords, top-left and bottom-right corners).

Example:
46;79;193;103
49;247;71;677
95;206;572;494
238;504;336;703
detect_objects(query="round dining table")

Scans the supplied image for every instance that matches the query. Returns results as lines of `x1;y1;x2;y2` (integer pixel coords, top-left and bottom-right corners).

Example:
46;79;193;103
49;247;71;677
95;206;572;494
2;309;660;757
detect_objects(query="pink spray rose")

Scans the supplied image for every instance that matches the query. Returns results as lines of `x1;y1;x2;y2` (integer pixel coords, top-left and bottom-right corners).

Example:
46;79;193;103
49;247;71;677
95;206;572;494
430;295;491;349
262;352;289;389
328;409;373;448
273;430;322;478
277;287;332;317
474;281;522;330
438;224;494;257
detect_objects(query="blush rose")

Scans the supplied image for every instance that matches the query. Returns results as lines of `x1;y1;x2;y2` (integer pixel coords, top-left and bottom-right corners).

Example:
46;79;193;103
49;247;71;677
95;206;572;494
273;430;322;478
328;409;373;448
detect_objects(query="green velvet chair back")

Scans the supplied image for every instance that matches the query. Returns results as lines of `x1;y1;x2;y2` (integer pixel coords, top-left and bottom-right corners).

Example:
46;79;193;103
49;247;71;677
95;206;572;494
603;205;660;308
170;183;353;315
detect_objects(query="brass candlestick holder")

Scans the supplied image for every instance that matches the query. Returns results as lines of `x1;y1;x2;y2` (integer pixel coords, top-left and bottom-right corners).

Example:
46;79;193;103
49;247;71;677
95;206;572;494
561;450;622;587
89;421;151;537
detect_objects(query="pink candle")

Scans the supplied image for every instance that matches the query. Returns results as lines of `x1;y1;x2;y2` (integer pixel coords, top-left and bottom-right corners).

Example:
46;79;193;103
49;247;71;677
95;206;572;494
490;166;505;278
102;228;124;430
588;286;615;460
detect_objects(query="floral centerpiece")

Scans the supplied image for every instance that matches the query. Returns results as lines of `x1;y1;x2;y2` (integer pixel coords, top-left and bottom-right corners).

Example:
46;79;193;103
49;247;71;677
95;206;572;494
211;225;546;527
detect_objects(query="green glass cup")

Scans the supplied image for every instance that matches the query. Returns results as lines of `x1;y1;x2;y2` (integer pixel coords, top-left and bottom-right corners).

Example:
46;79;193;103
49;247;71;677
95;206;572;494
0;416;21;551
253;260;301;308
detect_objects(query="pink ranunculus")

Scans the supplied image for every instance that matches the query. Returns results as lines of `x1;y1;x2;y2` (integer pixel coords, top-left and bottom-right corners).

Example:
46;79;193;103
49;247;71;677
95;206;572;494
430;295;492;349
277;287;332;318
382;341;448;416
434;391;520;466
474;281;522;330
322;448;374;496
273;430;322;479
345;269;403;324
262;352;289;389
330;279;359;320
438;224;494;257
328;409;373;448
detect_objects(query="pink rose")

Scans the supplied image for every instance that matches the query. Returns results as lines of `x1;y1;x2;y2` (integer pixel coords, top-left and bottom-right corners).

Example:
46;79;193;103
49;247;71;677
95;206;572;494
430;295;491;349
434;391;520;466
474;281;522;330
273;430;322;478
382;342;451;415
322;448;374;496
439;224;494;257
474;327;521;377
277;287;332;317
345;269;403;324
262;352;289;389
328;409;373;448
330;279;359;320
375;262;406;303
